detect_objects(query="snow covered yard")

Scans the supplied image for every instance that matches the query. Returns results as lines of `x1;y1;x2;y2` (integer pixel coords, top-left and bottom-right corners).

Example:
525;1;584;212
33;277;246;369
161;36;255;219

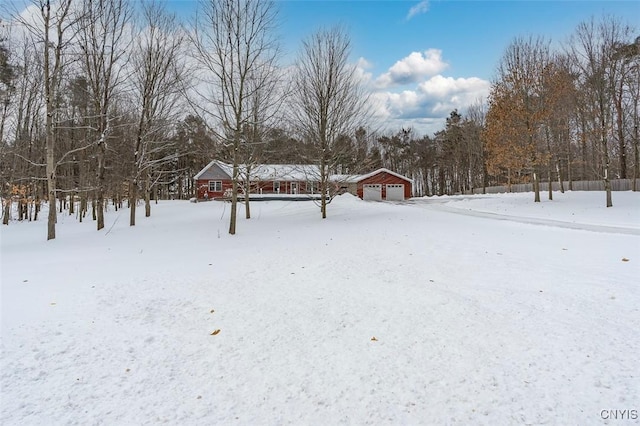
1;192;639;425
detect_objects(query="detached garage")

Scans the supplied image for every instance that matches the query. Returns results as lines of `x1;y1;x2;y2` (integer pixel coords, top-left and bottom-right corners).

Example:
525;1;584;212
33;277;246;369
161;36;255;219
354;169;413;201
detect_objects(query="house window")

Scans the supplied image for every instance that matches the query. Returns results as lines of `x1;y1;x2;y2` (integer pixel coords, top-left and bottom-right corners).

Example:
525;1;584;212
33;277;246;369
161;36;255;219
208;181;222;192
307;181;316;193
274;181;280;193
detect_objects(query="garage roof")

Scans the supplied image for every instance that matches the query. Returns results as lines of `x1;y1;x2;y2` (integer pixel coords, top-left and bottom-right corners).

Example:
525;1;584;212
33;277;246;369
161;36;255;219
332;168;413;184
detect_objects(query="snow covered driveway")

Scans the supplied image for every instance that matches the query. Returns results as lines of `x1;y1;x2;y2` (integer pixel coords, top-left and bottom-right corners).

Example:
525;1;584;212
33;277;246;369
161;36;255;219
412;191;640;235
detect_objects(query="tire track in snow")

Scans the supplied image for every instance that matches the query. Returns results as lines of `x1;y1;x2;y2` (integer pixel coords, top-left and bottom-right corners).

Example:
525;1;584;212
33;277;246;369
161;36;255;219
409;199;640;236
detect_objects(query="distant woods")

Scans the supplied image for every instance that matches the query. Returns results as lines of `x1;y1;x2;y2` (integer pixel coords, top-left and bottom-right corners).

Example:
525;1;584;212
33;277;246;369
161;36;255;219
0;1;638;237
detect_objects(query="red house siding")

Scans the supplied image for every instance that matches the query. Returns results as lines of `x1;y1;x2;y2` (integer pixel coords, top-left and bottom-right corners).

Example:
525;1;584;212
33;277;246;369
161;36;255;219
197;179;319;199
254;181;316;195
356;171;412;199
197;179;233;199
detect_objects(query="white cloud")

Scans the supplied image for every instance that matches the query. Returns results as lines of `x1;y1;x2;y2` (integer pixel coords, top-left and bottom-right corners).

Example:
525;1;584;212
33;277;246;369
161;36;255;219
357;57;373;70
354;57;374;85
406;1;430;20
375;49;448;88
417;75;489;101
370;75;490;136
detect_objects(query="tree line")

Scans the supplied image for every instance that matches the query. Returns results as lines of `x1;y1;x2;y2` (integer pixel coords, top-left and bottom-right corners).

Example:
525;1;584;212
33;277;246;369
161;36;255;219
0;1;637;239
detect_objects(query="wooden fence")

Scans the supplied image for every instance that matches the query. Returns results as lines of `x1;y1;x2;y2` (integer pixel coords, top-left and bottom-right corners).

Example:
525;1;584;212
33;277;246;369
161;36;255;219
471;179;640;194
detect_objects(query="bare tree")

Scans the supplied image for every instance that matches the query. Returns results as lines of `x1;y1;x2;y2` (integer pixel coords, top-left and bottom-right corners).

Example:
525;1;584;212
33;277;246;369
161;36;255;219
239;60;286;220
129;1;185;226
466;99;488;193
12;0;77;239
628;40;640;191
290;26;371;218
191;0;280;234
76;0;132;230
568;16;632;207
0;30;17;225
1;29;50;223
613;36;640;191
0;30;14;155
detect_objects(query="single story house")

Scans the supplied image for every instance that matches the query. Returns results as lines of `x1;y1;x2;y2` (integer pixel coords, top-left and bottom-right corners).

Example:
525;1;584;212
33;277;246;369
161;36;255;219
194;160;322;200
194;161;413;201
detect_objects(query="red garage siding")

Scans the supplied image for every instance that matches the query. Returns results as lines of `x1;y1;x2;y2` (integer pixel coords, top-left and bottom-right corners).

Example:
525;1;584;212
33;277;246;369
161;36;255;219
357;171;412;200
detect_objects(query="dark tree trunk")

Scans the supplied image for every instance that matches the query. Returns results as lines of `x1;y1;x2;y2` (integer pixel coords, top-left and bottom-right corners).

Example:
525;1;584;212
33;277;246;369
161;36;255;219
130;179;137;226
145;175;151;218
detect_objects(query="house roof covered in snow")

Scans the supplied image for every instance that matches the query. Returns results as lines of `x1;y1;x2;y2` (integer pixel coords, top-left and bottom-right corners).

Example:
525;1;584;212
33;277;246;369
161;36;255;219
194;161;320;182
195;162;413;184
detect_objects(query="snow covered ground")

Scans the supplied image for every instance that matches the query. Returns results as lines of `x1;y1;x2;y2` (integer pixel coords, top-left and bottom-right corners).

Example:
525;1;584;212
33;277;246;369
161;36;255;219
1;191;638;425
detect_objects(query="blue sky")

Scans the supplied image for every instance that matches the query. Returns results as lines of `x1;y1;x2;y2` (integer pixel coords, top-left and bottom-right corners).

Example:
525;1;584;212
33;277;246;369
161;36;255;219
271;1;639;80
166;0;639;135
5;0;639;136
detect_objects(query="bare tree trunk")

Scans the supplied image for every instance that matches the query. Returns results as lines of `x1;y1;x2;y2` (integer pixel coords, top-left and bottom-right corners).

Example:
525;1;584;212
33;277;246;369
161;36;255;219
80;195;87;222
320;159;327;219
69;190;75;215
244;175;251;219
614;79;627;178
229;157;238;235
556;163;564;193
42;0;59;240
565;123;572;191
601;103;613;207
545;128;553;200
580;125;588;182
129;179;137;226
2;199;9;225
633;98;639;192
634;122;639;192
145;174;151;217
481;145;488;194
533;171;540;202
41;0;69;240
35;197;40;221
96;145;106;230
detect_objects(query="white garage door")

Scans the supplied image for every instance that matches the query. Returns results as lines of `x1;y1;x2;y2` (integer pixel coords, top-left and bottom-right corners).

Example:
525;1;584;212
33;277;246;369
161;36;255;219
363;184;382;201
386;184;404;201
